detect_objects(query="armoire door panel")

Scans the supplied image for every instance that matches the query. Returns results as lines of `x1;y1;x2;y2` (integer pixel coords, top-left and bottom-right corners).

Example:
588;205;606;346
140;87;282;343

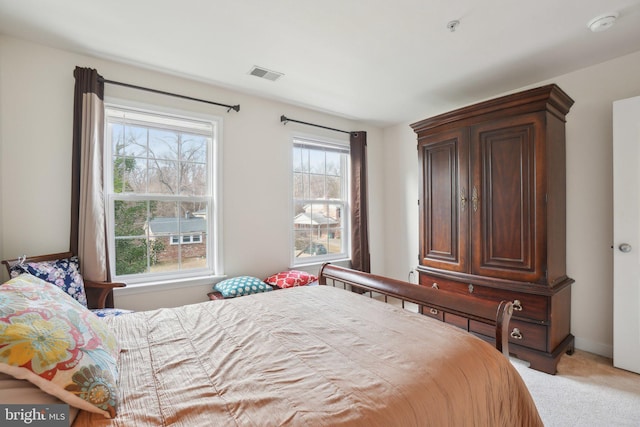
418;130;469;272
471;116;541;281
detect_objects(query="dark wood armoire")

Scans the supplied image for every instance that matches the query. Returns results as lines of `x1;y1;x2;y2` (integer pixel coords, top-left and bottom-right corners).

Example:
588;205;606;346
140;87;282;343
411;84;574;374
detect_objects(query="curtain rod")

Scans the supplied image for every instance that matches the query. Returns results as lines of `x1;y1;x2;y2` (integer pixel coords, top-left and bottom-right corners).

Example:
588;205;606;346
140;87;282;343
280;115;351;135
100;78;240;112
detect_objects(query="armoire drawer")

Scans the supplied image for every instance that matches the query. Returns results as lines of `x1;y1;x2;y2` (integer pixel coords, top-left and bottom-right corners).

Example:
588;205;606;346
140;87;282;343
470;319;547;352
419;273;548;322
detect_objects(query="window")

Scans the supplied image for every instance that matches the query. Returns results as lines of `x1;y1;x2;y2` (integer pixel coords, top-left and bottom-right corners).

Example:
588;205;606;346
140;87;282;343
170;234;202;245
104;103;220;283
291;135;350;265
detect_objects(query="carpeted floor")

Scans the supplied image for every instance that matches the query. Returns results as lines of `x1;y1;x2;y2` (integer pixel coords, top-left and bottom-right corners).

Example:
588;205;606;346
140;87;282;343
511;350;640;426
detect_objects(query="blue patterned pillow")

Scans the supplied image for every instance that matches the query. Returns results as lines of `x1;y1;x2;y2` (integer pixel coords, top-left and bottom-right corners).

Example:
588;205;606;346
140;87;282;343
10;256;88;308
214;276;273;298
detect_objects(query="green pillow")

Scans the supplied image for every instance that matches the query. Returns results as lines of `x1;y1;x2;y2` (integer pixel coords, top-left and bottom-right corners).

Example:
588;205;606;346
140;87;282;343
214;276;272;298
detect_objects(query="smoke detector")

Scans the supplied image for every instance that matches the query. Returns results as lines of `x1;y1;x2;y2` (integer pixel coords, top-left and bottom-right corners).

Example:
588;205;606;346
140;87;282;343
588;13;618;32
248;66;284;82
446;20;460;32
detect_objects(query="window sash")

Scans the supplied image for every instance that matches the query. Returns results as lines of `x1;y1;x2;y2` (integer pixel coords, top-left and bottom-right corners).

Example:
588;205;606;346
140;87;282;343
105;102;220;284
291;135;350;266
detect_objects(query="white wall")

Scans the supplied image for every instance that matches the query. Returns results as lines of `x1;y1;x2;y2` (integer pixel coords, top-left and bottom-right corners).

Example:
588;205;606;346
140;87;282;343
3;34;640;356
0;36;384;311
382;50;640;357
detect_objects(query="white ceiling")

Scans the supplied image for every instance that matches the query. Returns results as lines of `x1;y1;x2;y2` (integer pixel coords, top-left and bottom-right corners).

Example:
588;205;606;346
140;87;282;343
1;0;639;126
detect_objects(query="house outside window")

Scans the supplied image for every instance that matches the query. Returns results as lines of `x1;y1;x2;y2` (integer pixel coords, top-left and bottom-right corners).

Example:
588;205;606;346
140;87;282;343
291;135;350;266
104;103;221;284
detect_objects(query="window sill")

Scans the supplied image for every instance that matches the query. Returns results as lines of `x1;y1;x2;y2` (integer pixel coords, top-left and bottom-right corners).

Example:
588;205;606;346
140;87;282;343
291;258;351;271
113;274;227;296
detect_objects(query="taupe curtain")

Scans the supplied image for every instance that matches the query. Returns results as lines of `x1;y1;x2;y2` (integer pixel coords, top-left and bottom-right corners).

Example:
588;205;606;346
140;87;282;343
70;67;109;281
350;131;371;272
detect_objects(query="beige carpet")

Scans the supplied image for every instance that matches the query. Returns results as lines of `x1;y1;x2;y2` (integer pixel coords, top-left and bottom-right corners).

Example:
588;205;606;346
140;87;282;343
511;350;640;426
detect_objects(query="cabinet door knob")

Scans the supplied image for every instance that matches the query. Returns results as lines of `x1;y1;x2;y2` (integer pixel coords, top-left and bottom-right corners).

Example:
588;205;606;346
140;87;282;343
510;328;523;340
431;282;439;289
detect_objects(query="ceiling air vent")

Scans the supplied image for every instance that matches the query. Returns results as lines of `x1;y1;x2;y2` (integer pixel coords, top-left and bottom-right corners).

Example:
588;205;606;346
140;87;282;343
249;66;284;82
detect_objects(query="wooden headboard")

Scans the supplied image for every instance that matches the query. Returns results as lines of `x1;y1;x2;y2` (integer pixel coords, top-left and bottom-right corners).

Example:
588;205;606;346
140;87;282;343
318;263;513;357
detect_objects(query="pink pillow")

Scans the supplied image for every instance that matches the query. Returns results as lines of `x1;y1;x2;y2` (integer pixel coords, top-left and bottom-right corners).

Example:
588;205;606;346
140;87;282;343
265;270;317;288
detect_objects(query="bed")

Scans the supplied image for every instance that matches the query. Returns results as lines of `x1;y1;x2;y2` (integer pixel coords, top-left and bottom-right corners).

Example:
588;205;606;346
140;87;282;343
1;263;542;426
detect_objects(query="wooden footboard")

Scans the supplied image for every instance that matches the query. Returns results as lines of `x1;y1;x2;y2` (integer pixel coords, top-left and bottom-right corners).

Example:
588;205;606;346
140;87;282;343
318;264;513;357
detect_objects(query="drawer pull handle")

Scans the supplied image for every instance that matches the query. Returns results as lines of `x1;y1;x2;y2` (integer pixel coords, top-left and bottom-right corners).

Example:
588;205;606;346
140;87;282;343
510;328;523;340
430;308;439;315
468;284;474;294
431;283;439;289
513;300;523;311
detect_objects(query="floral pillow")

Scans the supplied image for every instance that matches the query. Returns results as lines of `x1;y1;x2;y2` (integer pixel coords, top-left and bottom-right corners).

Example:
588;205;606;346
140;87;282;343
214;276;273;298
0;274;119;418
10;256;88;308
265;270;318;288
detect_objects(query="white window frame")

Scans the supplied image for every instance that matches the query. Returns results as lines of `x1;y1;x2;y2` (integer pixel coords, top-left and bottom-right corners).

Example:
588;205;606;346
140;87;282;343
290;133;351;267
104;99;223;287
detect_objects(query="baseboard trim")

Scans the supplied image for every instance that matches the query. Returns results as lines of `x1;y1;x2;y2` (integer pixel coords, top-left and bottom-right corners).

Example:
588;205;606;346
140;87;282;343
574;337;613;358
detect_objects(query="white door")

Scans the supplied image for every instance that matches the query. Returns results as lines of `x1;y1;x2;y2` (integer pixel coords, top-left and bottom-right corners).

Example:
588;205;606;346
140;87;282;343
613;95;640;374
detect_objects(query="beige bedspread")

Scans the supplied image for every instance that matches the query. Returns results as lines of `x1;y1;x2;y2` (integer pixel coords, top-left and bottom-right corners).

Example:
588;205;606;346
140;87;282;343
73;285;542;426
